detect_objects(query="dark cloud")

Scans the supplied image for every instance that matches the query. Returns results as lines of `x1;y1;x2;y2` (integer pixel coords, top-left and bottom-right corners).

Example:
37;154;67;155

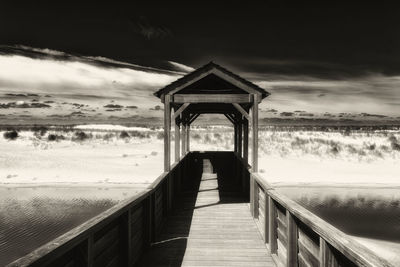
129;16;172;40
1;3;399;76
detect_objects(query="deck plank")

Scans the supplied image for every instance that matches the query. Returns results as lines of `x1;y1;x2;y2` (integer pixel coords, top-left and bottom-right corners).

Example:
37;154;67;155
138;157;275;267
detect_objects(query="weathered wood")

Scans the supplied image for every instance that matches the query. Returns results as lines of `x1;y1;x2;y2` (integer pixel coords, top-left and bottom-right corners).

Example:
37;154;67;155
87;236;93;267
189;113;199;124
264;187;394;267
174;121;180;162
181;115;186;157
320;238;339;267
224;113;235;124
173;93;251;103
164;94;171;171
186;124;190;152
234;123;238;153
173;103;190;119
238;118;243;157
252;94;259;172
269;196;278;255
264;193;269;244
286;211;298;267
298;240;319;267
243;118;249;164
138;154;275;267
253;178;259;218
233;103;250;120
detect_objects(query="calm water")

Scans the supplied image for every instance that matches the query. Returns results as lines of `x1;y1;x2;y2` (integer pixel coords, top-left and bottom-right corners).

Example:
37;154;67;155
0;186;143;266
277;186;400;264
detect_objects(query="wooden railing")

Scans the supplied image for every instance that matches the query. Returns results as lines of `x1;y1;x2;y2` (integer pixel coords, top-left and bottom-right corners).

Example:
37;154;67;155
247;169;394;267
8;152;394;267
7;153;192;267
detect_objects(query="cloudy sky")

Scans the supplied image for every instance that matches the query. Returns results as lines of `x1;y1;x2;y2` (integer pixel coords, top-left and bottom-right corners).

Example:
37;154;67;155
0;3;399;123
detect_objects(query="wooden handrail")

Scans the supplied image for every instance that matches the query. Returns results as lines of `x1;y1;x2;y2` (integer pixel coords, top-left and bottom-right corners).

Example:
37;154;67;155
249;172;394;267
8;152;191;267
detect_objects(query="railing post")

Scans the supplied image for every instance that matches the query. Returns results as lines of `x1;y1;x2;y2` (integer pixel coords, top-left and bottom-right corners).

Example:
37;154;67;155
250;174;254;216
269;196;278;254
168;172;173;212
320;237;339;267
144;195;154;247
121;210;132;266
287;210;298;267
264;192;269;244
87;235;93;267
251;175;259;218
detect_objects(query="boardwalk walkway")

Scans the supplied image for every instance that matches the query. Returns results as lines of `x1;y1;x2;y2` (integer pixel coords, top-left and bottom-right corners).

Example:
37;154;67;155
139;156;275;267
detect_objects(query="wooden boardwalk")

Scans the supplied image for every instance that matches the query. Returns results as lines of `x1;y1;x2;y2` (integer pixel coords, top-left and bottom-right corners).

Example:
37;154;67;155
138;157;275;267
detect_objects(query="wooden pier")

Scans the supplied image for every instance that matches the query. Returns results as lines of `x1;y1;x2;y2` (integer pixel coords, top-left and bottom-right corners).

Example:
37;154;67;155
8;63;393;267
138;154;274;267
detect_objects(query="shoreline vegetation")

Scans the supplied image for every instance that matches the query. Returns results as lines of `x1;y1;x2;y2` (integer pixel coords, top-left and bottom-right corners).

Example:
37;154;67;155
0;123;399;186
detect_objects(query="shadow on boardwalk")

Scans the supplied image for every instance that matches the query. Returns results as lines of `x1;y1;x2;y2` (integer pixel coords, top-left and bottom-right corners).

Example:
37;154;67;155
138;153;274;267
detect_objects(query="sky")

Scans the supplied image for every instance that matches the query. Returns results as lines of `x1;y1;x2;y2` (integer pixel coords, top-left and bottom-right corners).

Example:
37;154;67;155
0;3;399;124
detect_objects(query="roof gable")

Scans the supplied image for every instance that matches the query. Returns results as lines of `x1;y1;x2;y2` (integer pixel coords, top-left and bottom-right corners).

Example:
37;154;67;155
154;62;270;99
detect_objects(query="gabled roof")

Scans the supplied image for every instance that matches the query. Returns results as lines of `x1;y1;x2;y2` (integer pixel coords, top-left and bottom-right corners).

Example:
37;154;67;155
154;62;270;99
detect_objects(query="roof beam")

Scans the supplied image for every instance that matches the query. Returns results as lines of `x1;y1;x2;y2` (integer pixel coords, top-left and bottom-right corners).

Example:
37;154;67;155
173;94;251;104
232;103;250;120
173;103;190;120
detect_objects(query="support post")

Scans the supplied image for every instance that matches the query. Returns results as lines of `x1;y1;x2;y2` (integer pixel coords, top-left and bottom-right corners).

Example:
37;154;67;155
238;117;243;158
287;210;298;267
181;114;186;157
252;94;259;172
87;235;93;267
174;119;180;162
186;123;190;152
269;196;278;254
243;118;249;164
234;123;238;153
164;95;171;171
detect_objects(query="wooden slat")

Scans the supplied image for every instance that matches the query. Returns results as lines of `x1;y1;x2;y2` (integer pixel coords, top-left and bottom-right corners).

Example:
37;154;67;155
277;239;287;266
299;240;320;267
269;196;278;254
298;227;319;257
138;155;275;267
287;211;298;266
173;94;251;103
264;187;393;267
93;238;120;267
93;225;119;257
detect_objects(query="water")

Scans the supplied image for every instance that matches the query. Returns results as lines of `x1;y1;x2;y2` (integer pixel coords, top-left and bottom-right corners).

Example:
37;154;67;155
0;186;143;266
277;186;400;264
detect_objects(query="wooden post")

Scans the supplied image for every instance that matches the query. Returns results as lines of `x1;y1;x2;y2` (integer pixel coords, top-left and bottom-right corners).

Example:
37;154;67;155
287;210;298;267
186;124;190;152
181;115;186;157
264;193;269;244
269;196;278;254
238;117;242;158
87;235;93;267
252;94;259;172
253;179;259;218
234;123;238;154
320;237;339;267
121;210;132;266
243;119;249;164
164;95;171;172
174;120;180;162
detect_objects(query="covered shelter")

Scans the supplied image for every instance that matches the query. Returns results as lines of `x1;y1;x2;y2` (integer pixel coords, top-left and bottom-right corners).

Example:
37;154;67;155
154;62;270;173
